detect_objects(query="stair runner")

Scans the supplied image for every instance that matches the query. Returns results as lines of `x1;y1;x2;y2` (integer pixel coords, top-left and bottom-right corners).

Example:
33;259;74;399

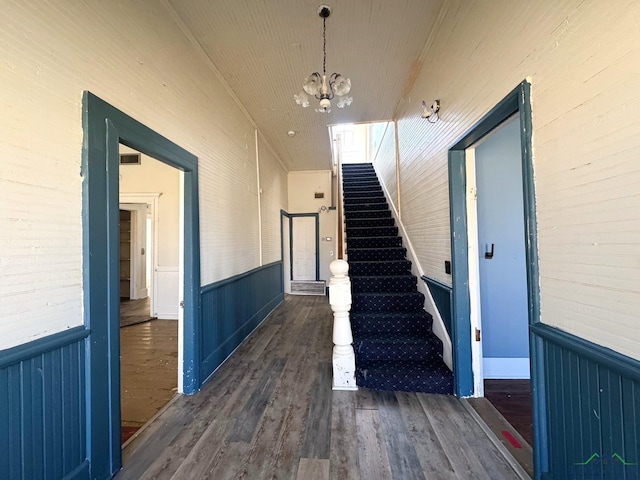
342;163;453;394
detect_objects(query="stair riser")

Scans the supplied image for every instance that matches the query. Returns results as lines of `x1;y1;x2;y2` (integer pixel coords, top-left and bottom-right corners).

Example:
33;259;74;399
352;319;431;335
347;226;398;237
349;261;411;276
355;370;453;394
346;218;395;228
355;341;443;364
343;178;378;185
347;236;401;248
352;294;424;312
344;196;387;205
350;275;415;292
347;248;407;261
344;203;388;212
343;183;381;190
342;186;384;198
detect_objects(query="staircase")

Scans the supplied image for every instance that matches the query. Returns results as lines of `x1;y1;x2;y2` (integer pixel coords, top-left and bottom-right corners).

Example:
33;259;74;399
342;163;453;394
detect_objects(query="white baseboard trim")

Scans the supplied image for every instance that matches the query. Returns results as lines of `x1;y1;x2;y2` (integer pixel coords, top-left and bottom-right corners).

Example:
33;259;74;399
483;357;530;379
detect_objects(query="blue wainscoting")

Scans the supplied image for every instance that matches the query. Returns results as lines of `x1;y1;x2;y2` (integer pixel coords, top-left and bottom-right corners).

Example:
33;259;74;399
0;326;90;480
199;261;284;385
422;276;452;336
532;323;640;480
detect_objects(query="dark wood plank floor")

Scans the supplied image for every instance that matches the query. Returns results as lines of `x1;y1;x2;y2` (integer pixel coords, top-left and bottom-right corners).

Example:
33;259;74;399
117;295;528;480
121;297;156;327
484;379;533;446
120;319;178;434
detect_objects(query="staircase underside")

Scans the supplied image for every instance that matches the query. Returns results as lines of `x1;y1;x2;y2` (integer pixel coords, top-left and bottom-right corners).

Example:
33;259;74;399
343;163;453;394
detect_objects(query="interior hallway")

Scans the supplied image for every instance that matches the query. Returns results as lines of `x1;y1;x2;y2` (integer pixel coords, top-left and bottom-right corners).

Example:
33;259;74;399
117;295;528;479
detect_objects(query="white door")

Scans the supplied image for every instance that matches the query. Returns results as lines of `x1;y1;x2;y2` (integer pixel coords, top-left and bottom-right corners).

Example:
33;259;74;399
292;217;316;281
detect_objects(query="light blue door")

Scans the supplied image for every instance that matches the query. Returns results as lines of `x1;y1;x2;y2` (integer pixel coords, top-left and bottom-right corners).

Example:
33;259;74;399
475;116;530;379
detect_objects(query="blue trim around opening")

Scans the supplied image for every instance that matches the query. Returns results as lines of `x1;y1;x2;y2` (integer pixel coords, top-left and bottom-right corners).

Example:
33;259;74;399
280;211;320;281
447;81;545;473
82;91;201;478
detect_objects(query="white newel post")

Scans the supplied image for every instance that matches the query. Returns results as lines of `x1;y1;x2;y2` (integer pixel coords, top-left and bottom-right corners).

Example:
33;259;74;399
329;259;358;390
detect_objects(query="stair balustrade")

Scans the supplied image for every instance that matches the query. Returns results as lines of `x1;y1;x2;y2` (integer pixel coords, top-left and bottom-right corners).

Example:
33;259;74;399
329;259;357;390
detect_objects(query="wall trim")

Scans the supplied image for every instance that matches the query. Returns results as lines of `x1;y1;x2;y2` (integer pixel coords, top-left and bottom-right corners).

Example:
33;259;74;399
532;322;640;479
201;261;283;293
0;326;89;369
421;276;452;336
199;261;284;385
1;330;87;479
531;323;640;380
200;294;282;383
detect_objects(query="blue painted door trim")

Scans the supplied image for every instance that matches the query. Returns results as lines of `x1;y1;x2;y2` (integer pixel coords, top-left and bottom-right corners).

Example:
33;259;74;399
280;211;320;281
82;92;201;478
447;81;547;474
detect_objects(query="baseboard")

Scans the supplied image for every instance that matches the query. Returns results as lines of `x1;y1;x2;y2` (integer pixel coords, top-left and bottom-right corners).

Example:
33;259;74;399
483;357;530;379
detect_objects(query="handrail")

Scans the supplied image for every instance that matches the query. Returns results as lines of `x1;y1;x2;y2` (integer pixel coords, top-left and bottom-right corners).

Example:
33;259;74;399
336;134;345;259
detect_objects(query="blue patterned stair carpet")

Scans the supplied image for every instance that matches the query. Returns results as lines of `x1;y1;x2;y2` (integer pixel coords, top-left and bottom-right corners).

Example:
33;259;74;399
342;163;453;394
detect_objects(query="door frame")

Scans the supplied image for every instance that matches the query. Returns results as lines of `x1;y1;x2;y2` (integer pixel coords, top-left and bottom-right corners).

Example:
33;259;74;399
448;81;547;472
120;193;160;312
82;92;201;478
280;211;320;282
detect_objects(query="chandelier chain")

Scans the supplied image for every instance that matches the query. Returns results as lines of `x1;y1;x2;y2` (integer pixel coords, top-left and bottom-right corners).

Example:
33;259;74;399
322;16;327;75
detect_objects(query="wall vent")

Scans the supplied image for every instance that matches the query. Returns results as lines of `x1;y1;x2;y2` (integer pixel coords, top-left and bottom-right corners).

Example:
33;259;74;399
119;153;141;165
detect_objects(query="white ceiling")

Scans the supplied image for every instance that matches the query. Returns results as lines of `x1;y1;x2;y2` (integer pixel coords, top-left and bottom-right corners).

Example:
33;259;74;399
167;0;445;171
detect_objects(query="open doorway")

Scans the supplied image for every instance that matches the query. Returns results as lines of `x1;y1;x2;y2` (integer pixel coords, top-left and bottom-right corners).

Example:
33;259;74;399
82;91;201;477
465;116;534;475
448;82;540;477
118;148;181;445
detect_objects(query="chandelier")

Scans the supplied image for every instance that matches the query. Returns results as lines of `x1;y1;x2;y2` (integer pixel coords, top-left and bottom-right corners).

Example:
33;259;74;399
294;5;352;113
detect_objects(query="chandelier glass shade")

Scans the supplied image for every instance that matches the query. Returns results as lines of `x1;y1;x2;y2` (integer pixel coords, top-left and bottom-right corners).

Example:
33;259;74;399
295;5;352;113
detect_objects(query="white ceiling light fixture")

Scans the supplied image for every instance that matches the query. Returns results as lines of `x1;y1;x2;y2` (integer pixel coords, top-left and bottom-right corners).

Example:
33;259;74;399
294;5;352;113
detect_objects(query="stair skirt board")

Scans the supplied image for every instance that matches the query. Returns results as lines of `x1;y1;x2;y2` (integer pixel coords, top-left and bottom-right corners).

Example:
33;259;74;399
290;280;326;296
342;164;453;394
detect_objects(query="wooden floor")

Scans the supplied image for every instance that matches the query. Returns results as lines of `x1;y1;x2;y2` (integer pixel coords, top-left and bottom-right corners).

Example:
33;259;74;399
117;295;528;480
120;319;178;431
120;297;156;327
484;380;533;446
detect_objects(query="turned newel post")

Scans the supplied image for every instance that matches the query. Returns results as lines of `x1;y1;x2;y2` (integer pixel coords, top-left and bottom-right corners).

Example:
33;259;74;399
329;259;357;391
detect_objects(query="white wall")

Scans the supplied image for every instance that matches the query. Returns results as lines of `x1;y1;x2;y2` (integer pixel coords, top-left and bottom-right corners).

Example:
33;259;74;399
120;150;180;267
288;171;335;282
258;136;288;265
0;0;287;349
374;1;640;360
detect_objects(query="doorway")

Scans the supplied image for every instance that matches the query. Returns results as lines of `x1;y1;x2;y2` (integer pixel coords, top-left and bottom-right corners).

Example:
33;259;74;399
470;116;530;384
82;92;201;477
118;151;181;445
292;216;317;281
280;212;320;293
448;82;544;474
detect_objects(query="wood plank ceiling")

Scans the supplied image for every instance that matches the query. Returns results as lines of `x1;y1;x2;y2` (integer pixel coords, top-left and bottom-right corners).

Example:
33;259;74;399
167;0;444;171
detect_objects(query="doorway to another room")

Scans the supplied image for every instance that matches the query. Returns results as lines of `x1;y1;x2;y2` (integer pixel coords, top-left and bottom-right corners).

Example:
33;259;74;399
448;82;540;478
118;148;181;445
